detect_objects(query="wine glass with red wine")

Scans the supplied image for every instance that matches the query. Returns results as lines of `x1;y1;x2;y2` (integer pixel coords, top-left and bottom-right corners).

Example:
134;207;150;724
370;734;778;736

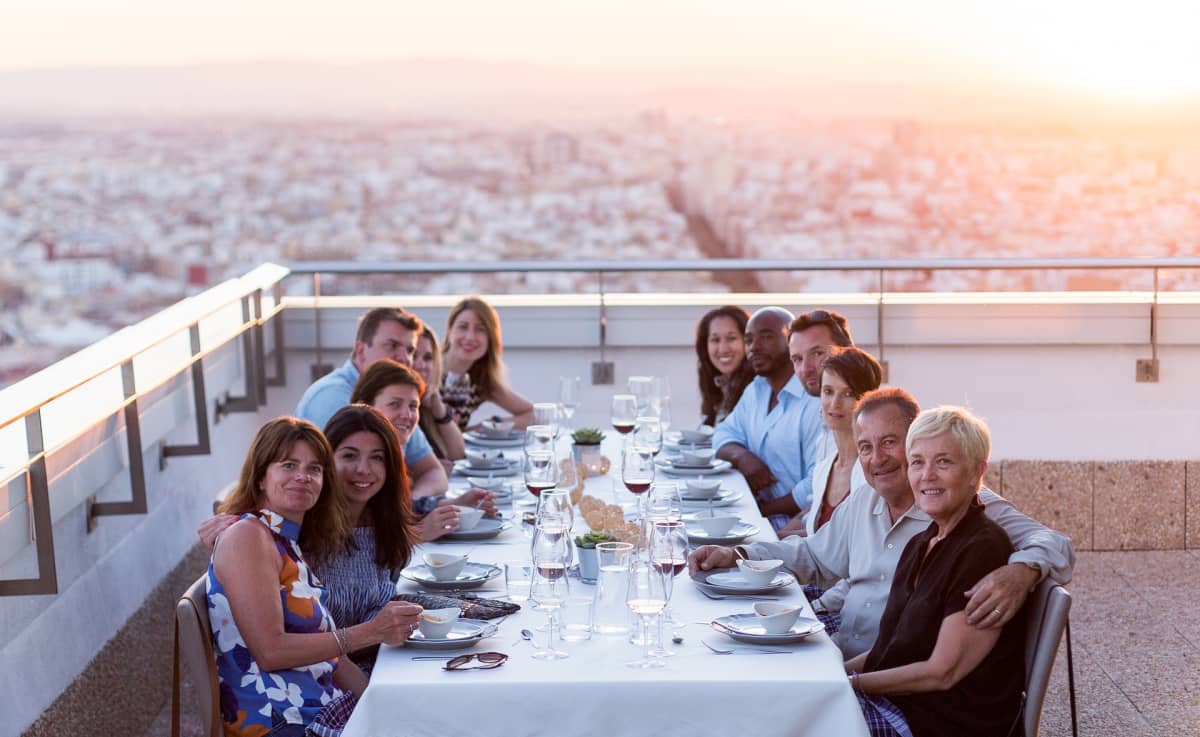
610;394;637;435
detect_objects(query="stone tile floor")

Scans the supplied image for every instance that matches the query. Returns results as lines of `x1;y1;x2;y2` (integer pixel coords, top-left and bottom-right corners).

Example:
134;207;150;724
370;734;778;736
150;549;1200;737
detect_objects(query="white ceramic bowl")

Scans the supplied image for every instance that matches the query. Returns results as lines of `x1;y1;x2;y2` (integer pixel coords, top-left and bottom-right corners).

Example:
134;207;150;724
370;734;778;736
423;552;469;581
477;420;515;439
680;449;714;466
455;505;485;531
693;515;739;537
685;478;722;498
466;476;508;491
753;602;801;634
466;449;503;468
736;558;783;587
679;426;714;444
418;607;461;639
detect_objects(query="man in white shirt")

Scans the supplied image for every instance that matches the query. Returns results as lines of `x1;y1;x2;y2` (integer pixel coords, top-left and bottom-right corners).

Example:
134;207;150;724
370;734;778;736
691;387;1075;657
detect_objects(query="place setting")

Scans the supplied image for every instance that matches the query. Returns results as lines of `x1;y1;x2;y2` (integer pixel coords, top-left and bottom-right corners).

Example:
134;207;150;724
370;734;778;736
682;512;759;545
655;448;733;477
463;419;526;448
708;602;826;647
452;449;521;477
689;558;796;597
677;477;743;507
401;552;503;590
662;426;714;453
404;607;499;651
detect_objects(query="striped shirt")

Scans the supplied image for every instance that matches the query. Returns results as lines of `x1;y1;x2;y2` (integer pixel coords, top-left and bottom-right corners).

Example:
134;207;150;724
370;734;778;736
313;527;397;628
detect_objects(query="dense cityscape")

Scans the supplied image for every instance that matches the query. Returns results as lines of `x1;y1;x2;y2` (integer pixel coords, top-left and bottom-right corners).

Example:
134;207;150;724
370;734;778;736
3;114;1200;385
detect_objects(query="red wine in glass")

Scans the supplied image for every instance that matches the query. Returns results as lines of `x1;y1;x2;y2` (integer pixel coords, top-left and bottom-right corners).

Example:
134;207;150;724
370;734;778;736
537;562;567;580
527;481;556;497
625;480;651;494
613;421;636;435
654;557;687;576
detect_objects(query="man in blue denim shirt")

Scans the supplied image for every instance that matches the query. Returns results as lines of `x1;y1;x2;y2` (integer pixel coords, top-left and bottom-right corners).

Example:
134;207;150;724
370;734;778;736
714;307;826;530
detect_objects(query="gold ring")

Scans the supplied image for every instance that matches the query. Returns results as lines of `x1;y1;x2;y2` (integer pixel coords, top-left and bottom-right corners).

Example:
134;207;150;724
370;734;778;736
992;608;1002;616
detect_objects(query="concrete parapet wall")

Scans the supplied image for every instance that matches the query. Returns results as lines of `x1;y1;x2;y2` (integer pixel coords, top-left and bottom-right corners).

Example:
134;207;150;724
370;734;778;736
993;460;1198;551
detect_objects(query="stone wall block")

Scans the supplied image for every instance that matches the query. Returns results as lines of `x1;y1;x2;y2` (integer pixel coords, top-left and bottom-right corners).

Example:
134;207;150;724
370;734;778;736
1094;461;1185;550
1001;460;1093;550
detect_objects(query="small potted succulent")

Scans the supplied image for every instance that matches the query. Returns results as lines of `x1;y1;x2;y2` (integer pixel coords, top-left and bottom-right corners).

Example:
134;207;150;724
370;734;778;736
573;531;616;583
571;427;605;472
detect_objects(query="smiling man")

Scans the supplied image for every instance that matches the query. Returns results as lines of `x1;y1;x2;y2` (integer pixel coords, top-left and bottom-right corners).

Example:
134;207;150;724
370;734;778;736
713;306;825;530
692;386;1075;657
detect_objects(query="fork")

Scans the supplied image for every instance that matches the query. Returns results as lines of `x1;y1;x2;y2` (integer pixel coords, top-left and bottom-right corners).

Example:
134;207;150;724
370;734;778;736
700;639;791;655
697;589;779;601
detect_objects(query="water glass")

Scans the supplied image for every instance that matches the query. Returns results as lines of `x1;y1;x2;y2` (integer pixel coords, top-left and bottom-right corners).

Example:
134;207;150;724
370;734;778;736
504;560;533;602
592;542;634;635
559;594;594;642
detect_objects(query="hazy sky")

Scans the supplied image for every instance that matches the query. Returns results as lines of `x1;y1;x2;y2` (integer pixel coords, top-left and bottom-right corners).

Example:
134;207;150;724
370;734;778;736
2;0;1199;103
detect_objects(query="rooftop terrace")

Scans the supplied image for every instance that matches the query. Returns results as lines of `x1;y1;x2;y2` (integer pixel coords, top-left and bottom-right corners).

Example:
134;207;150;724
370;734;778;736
3;257;1200;737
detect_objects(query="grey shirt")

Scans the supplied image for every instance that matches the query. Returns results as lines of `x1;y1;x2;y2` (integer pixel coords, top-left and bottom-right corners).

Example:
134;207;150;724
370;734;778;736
744;485;1075;658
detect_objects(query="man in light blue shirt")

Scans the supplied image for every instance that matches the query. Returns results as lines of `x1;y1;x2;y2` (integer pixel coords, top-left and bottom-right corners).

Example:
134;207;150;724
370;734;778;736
295;307;447;500
714;307;825;530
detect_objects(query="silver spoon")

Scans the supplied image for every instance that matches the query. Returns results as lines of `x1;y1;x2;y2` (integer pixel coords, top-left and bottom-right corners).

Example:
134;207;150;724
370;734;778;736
511;628;534;646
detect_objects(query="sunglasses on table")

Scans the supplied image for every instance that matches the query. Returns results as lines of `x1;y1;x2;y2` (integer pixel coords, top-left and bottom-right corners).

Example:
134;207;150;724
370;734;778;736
411;651;509;670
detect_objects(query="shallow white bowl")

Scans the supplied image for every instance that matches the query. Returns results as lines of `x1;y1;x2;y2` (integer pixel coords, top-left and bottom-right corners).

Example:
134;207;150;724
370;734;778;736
753;602;801;634
455;505;485;531
423;552;469;581
466;449;503;468
418;607;461;639
466;476;508;490
680;449;715;466
685;478;722;498
679;426;714;444
736;558;783;587
693;515;739;537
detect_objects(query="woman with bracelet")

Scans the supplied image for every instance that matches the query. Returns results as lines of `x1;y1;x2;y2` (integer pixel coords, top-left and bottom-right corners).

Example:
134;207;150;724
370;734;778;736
350;359;496;541
845;407;1024;737
440;296;533;430
412;324;465;476
207;417;422;737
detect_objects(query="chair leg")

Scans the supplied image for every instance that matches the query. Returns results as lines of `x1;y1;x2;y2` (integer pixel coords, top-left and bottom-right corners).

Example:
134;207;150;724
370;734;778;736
1065;616;1078;737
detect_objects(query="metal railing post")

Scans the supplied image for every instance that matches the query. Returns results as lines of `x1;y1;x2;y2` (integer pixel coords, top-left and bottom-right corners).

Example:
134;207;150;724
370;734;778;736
89;360;149;522
0;410;59;596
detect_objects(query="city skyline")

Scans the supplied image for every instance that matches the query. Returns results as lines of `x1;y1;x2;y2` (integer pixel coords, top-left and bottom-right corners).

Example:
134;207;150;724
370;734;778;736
3;1;1200;106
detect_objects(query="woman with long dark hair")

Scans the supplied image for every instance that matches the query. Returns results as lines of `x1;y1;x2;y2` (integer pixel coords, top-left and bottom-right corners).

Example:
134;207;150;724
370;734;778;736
695;305;754;426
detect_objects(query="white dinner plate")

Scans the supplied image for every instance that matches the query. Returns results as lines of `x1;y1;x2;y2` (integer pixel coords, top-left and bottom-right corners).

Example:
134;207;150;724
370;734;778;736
691;568;795;595
709;614;825;645
655;459;733;477
439;518;511;542
684;521;759;545
463;431;525;448
679;490;743;508
400;562;502;589
406;620;492;650
679;487;740;503
452;459;520;477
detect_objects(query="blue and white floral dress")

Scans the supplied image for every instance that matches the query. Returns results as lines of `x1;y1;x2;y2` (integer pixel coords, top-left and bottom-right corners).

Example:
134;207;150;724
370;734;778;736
206;509;351;737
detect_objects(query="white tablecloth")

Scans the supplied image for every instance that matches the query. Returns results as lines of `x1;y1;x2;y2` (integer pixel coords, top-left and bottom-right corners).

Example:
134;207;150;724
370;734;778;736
342;438;869;737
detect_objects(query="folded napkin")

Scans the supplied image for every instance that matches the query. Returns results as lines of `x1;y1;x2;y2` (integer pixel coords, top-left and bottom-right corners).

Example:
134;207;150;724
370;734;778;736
393;592;520;620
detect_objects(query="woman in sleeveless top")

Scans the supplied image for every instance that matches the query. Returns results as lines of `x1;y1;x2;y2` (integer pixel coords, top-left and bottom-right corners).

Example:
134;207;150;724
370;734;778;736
440;297;533;430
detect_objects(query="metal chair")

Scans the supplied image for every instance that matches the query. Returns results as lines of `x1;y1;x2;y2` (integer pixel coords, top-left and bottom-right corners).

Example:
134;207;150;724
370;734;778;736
1021;579;1073;737
171;574;222;737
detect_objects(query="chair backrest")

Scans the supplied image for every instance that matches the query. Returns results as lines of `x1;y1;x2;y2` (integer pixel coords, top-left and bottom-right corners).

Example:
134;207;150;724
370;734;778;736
173;574;222;737
1021;578;1071;737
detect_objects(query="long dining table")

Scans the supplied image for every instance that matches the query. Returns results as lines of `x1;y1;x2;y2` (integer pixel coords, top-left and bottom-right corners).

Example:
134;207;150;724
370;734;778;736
340;433;870;737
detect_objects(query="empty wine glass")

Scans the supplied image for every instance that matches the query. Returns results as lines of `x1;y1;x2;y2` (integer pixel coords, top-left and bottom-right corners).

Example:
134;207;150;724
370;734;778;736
633;415;663;456
652;376;671;431
646;482;682;523
532;402;561;440
524;424;555;455
610;394;637;435
558;376;581;431
627;376;655;416
536;489;574;536
625;558;667;669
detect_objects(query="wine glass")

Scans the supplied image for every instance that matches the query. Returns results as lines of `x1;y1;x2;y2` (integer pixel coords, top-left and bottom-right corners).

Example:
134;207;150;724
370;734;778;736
530;533;571;660
627;376;654;416
524;424;555;455
532;402;561;440
610;394;637;435
651;519;688;641
652;376;672;431
620;445;655;497
536;489;574;537
524;450;557;500
632;415;663;456
558;376;581;431
625;558;667;669
646;482;682;523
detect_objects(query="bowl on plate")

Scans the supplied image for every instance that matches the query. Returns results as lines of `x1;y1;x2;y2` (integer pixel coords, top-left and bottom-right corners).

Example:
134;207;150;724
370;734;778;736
736;558;783;587
476;420;515;439
693;515;740;537
753;602;801;634
466;476;508;491
454;505;485;531
424;552;469;581
678;426;714;445
418;607;462;639
466;449;505;468
680;449;714;466
685;478;722;498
